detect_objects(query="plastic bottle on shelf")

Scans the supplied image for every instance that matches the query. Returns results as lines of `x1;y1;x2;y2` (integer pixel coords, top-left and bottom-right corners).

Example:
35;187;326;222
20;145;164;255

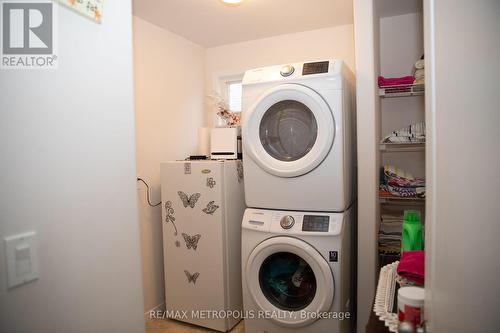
401;210;423;252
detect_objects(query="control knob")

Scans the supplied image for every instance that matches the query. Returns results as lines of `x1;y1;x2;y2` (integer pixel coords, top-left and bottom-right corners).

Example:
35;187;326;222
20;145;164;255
280;65;295;77
280;215;295;229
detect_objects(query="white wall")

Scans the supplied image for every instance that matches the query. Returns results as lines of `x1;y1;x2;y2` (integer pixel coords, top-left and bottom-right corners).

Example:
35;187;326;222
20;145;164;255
353;1;381;331
204;25;355;125
133;16;205;312
424;1;500;332
379;13;423;78
0;1;145;332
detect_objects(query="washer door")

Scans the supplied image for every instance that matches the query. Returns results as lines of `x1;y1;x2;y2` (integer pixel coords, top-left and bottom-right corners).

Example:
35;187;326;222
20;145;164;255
245;237;334;327
243;84;335;178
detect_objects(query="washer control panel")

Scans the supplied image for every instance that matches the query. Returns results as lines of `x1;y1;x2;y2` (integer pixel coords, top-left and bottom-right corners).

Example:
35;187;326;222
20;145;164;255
302;215;330;232
242;209;344;235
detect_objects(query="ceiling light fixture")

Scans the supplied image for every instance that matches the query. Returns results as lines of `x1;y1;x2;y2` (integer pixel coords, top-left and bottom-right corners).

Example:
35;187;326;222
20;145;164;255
220;0;245;6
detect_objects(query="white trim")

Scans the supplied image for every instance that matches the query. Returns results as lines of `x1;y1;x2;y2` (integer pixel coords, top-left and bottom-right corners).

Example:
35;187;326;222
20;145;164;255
353;1;380;331
423;0;436;330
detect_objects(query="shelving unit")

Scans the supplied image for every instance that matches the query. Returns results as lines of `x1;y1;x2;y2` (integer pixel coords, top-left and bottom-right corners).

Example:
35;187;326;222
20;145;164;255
376;6;426;273
379;83;424;98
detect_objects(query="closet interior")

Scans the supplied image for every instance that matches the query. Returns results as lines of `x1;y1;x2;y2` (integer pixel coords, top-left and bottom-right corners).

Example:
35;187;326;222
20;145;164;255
376;1;425;267
362;2;427;332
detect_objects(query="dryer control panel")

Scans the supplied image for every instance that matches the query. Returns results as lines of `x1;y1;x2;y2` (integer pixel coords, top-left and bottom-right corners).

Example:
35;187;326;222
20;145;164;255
302;61;330;75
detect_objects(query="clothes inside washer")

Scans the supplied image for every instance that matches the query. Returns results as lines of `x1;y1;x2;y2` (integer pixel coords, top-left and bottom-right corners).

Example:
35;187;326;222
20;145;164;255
259;252;317;311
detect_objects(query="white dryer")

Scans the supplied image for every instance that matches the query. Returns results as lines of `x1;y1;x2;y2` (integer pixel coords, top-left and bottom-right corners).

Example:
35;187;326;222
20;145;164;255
242;60;355;212
241;207;354;333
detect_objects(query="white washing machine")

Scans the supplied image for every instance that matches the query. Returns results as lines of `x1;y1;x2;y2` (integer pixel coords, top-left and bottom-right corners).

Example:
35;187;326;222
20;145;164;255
241;207;354;333
242;60;356;212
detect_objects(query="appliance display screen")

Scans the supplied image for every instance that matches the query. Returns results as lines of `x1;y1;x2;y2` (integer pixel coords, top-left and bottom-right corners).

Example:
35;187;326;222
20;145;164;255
302;61;329;75
302;215;330;232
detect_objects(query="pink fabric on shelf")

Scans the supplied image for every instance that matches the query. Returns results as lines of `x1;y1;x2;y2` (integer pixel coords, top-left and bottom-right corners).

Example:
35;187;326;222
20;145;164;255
397;250;425;285
378;76;415;87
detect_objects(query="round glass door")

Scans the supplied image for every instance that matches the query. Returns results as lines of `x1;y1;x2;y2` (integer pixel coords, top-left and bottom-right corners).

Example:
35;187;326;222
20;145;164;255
245;237;334;327
259;100;318;162
259;252;317;311
242;84;335;178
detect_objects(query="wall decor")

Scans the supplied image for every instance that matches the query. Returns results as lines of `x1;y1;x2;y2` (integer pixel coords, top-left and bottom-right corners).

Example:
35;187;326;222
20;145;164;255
208;93;241;127
202;201;219;215
57;0;103;23
182;233;201;250
184;270;200;284
206;177;216;188
164;201;178;235
177;191;201;208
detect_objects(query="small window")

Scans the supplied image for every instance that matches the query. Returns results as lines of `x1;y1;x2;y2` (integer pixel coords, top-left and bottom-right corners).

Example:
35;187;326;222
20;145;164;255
227;80;242;112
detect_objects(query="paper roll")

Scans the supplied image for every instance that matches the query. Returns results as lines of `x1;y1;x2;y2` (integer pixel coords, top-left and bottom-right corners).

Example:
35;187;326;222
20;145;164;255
197;127;211;156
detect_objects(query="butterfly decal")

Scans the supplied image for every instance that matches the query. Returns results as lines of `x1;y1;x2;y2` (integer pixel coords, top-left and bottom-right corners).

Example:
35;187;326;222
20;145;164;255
182;233;201;250
164;201;178;235
177;191;201;208
206;177;216;189
202;201;219;215
184;270;200;284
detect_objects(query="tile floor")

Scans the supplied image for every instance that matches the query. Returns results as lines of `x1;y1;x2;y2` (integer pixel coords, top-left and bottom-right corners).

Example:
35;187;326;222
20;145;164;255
146;318;245;333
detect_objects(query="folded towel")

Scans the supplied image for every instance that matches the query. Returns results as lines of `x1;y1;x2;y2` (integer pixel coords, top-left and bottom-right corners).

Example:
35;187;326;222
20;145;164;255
378;76;415;87
415;59;425;70
384;165;426;188
397;250;425;285
380;184;426;198
382;122;426;144
384;165;416;180
380;164;426;198
380;223;403;234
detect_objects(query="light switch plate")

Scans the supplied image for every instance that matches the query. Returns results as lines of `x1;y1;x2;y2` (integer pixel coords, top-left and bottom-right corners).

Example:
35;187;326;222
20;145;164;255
4;231;39;289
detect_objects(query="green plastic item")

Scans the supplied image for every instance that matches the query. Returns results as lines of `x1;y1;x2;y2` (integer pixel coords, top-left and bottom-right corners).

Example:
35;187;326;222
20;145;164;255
401;210;424;252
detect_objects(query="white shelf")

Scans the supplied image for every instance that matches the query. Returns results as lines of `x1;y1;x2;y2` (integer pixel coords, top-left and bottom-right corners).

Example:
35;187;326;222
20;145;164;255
379;83;424;98
380;142;425;152
379;196;425;205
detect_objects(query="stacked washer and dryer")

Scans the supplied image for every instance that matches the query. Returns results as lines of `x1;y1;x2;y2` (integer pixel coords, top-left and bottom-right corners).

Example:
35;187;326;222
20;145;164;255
241;60;356;333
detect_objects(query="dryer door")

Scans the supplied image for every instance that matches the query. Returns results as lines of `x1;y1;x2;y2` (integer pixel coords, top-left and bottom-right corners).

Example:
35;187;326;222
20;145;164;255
242;84;335;178
245;236;334;327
